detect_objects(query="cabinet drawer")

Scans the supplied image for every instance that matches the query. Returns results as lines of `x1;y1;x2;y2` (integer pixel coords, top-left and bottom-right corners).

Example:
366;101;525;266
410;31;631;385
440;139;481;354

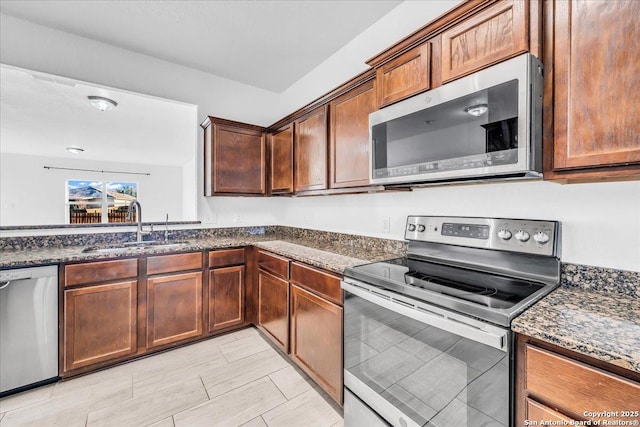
525;344;640;421
257;250;289;280
440;0;527;82
526;398;574;424
147;252;202;276
65;258;138;287
208;248;245;268
290;262;342;306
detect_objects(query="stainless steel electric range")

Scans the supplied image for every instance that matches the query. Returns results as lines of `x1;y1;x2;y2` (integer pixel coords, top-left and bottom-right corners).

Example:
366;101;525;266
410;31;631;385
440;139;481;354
341;216;561;427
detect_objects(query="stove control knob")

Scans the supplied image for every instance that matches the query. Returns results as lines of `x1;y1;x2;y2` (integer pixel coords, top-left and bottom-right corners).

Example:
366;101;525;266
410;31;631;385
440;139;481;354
533;231;550;244
408;224;416;232
515;230;530;242
417;224;426;232
497;229;512;240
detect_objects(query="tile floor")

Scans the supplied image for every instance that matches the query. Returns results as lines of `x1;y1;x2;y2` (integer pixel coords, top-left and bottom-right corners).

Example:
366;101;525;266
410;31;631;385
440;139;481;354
0;327;344;427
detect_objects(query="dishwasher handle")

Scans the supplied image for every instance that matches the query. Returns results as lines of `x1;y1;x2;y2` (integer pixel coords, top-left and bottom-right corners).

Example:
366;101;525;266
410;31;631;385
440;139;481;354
0;281;10;290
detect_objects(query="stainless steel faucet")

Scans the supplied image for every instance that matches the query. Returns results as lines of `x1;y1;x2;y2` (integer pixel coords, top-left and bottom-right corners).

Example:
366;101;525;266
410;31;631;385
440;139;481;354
127;200;151;242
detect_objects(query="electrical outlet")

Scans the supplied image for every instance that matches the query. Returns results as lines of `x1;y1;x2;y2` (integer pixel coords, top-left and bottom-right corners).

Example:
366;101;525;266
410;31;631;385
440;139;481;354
234;213;242;223
381;216;390;233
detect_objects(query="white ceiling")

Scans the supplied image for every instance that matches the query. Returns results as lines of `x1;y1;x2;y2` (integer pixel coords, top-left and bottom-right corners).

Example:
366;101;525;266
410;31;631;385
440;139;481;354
0;0;402;93
0;65;197;166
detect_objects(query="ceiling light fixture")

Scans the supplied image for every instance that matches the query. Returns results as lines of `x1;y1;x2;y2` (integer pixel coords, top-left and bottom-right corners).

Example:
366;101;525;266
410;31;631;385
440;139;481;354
66;147;84;154
464;103;488;117
88;96;117;111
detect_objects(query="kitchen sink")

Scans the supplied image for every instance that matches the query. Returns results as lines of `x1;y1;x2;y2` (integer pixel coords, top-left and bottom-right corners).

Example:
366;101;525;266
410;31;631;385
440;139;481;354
82;241;190;254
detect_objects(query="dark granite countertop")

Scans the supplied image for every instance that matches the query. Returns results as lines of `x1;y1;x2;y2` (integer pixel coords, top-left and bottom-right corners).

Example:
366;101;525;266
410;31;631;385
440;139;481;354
0;236;400;274
512;286;640;374
253;239;398;274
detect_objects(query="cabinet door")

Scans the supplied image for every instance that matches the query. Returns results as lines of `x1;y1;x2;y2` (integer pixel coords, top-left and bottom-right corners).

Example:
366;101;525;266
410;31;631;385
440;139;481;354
440;0;527;82
290;284;343;404
209;266;245;332
269;124;294;194
147;271;203;348
329;79;377;188
258;270;289;352
376;42;430;108
294;106;328;192
63;281;137;372
549;0;640;172
213;124;266;194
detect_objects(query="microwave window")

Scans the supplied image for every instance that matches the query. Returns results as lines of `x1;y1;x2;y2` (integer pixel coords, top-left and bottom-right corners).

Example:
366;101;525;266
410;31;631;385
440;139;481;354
372;79;519;174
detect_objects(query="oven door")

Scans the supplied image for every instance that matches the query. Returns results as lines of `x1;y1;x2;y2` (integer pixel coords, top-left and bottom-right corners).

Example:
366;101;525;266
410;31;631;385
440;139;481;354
342;280;511;427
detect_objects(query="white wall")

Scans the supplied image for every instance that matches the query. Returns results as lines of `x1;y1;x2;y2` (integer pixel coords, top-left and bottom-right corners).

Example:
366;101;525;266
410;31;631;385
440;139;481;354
278;181;640;272
0;153;185;225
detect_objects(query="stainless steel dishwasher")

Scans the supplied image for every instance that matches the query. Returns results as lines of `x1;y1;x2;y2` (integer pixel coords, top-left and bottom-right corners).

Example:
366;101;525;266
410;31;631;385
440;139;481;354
0;265;59;396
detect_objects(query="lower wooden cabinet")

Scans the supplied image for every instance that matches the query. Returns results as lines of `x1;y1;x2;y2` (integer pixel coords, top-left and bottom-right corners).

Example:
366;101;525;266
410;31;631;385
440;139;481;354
516;334;640;424
63;280;137;373
290;284;343;404
258;270;289;353
208;265;245;332
146;271;203;349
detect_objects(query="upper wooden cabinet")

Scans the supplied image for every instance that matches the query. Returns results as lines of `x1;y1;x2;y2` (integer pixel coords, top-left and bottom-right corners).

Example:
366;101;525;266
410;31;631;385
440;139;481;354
439;0;528;83
329;79;377;188
201;116;266;195
376;42;430;108
294;106;328;192
269;123;294;194
544;0;640;181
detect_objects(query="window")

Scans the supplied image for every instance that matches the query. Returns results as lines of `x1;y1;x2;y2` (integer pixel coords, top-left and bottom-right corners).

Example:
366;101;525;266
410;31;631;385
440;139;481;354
66;180;138;224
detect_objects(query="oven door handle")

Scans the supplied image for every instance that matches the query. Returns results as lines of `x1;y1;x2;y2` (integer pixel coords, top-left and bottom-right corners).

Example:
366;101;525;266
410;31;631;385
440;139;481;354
342;281;508;351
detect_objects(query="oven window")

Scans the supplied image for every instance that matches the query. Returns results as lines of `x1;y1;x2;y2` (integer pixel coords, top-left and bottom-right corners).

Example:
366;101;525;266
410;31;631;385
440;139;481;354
344;291;509;427
372;80;519;176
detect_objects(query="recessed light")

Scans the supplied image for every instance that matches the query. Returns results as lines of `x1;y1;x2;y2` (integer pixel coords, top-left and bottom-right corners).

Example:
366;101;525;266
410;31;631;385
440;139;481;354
464;103;488;117
66;147;84;154
88;96;117;111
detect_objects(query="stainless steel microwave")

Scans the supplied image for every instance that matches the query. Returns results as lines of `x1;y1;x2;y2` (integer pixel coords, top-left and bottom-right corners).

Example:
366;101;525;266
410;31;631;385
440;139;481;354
369;53;543;185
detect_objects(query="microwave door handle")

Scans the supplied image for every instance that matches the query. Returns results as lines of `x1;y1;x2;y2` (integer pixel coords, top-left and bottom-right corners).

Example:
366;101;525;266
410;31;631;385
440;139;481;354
342;281;507;351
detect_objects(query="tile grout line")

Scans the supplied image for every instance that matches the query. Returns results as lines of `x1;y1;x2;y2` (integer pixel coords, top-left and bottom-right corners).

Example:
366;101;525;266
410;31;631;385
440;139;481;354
260;414;269;426
199;376;211;400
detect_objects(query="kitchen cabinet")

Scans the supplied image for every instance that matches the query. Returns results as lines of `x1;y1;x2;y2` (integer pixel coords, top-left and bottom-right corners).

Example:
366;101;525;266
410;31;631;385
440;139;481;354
439;0;528;83
208;248;246;332
257;250;290;352
201;116;266;195
62;259;138;374
290;284;343;404
375;42;430;108
289;262;343;405
329;79;377;188
543;0;640;181
146;253;203;349
63;280;137;373
269;123;294;194
294;105;328;192
516;334;640;424
146;271;203;349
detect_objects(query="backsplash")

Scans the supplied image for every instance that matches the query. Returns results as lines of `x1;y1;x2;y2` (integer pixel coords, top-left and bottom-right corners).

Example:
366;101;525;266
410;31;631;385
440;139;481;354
561;263;640;298
1;225;637;298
